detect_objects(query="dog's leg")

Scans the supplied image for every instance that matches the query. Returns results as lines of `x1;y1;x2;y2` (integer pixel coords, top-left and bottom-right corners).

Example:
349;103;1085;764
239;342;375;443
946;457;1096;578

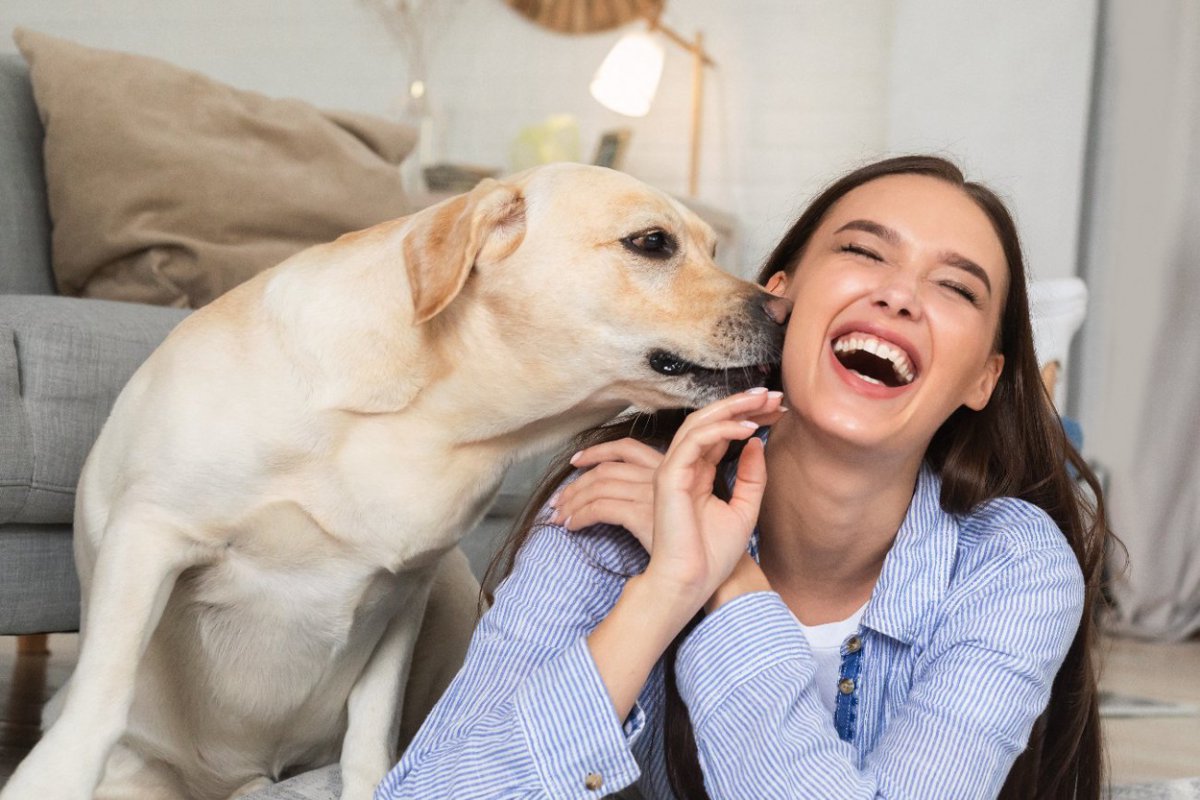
338;576;435;800
0;514;202;800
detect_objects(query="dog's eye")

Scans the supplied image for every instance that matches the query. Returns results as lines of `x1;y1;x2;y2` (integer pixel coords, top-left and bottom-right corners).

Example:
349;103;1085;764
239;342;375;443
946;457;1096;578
623;230;677;259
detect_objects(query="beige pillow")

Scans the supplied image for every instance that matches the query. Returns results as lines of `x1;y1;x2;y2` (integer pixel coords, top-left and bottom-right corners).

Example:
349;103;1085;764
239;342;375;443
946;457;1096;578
14;28;418;308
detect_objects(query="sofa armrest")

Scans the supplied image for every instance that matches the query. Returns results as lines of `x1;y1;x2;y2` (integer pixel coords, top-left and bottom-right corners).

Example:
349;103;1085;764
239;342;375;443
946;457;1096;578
0;294;189;525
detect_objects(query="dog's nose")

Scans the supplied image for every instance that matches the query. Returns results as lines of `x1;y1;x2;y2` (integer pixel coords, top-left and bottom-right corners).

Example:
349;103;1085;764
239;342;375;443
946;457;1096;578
761;293;793;325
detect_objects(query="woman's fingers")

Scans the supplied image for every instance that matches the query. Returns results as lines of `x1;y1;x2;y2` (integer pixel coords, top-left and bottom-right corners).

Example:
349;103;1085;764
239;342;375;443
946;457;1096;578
552;463;653;523
561;499;653;550
672;388;785;444
565;390;785;488
659;386;786;489
684;389;786;464
569;437;663;470
658;419;764;493
547;389;785;557
727;436;768;523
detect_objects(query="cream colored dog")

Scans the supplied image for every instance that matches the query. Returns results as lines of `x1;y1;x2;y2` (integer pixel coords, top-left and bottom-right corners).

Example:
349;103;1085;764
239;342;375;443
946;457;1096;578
1;164;789;800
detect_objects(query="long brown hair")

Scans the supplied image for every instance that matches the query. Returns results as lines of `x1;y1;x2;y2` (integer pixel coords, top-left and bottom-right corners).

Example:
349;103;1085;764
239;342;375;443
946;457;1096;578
482;155;1115;799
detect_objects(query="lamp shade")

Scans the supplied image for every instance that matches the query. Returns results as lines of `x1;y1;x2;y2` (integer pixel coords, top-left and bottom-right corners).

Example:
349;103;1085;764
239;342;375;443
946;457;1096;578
589;30;664;117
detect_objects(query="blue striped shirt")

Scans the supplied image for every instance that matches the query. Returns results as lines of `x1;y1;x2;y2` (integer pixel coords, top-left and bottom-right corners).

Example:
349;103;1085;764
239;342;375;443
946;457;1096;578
376;462;1084;799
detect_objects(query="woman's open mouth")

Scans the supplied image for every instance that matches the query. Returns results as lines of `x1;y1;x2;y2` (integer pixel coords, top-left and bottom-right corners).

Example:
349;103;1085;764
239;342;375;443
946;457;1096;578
830;332;918;389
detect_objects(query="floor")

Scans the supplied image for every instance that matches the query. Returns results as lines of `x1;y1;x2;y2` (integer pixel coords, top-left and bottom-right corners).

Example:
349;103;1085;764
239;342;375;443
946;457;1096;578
2;633;1198;789
0;633;77;785
1100;635;1200;783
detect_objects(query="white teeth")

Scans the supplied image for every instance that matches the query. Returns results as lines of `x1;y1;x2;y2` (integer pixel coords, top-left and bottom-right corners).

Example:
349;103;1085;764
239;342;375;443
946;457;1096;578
832;331;917;385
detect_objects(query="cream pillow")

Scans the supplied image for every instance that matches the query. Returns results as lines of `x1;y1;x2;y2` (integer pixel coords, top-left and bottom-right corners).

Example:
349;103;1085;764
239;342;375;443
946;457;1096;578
15;28;417;308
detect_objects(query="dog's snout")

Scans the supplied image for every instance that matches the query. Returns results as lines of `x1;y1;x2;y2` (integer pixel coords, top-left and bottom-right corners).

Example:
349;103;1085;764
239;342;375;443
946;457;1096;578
760;292;793;326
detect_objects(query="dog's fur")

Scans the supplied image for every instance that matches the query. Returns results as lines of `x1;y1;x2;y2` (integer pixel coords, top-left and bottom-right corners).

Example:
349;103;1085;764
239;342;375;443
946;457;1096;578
1;164;787;800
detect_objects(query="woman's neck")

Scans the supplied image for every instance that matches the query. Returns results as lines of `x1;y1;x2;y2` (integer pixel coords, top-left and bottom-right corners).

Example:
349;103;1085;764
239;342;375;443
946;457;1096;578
757;413;923;625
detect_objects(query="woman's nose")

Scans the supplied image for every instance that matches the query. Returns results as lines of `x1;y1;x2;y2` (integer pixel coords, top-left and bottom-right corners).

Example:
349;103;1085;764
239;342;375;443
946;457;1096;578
870;276;922;320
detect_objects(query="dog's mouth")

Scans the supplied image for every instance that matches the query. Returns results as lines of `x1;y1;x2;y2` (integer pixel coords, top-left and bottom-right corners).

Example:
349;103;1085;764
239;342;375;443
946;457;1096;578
648;349;774;386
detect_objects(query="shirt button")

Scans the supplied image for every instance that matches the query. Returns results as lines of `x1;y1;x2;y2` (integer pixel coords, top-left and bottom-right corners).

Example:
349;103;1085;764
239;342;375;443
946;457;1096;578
838;678;856;695
585;772;604;790
845;635;862;653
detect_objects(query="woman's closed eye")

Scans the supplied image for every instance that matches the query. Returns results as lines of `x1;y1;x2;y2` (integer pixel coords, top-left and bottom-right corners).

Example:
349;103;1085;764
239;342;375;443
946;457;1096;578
939;280;982;307
841;243;882;261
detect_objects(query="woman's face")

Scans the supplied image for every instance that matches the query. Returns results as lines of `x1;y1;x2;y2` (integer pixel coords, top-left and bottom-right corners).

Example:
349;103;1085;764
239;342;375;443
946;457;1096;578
767;174;1008;458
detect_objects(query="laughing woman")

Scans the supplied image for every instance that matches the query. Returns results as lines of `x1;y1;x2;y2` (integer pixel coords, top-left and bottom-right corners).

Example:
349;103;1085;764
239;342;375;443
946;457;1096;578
376;156;1113;800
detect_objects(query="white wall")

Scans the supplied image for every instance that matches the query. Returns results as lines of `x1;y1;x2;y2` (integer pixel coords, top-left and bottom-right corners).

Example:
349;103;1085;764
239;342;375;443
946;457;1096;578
885;0;1099;283
2;0;1095;281
0;1;408;113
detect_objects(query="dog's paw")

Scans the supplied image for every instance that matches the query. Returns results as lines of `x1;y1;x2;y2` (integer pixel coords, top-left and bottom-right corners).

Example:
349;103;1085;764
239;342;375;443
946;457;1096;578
1;732;98;800
339;744;392;800
339;765;387;800
0;766;90;800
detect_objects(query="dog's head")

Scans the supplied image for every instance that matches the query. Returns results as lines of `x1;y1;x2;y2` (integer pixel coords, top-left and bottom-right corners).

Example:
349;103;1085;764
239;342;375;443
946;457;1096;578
401;163;790;412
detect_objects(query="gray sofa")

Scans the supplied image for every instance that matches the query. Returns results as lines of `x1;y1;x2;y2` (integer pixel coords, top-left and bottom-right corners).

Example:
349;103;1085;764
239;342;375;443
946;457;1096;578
0;52;190;636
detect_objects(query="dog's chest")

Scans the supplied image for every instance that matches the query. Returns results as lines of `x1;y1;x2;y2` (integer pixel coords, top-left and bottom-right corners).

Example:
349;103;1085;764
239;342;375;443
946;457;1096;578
300;419;509;565
168;549;408;725
182;543;401;663
189;548;392;626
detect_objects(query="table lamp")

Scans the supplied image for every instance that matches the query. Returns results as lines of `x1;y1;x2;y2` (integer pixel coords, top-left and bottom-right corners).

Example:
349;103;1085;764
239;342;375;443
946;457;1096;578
589;16;715;196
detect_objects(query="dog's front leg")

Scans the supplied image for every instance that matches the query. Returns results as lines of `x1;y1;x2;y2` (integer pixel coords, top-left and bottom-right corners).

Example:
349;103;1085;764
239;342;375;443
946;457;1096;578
0;515;202;800
338;576;435;800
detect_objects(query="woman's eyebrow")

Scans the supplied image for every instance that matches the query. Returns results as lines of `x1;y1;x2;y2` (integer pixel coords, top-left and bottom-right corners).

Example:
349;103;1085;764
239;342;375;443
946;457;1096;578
835;219;992;295
835;219;900;246
938;251;993;295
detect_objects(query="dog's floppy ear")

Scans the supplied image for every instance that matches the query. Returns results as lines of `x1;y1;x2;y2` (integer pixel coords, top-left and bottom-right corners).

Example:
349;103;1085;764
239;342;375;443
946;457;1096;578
403;178;525;325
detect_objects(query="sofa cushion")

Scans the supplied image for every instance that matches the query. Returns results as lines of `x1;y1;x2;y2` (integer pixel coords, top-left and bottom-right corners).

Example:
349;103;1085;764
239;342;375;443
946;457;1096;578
0;295;188;525
13;28;417;309
0;53;55;296
0;525;80;634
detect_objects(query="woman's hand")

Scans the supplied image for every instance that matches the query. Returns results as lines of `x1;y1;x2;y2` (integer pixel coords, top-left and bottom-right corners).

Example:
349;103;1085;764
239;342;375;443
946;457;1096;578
646;388;784;605
549;437;663;550
577;389;784;724
550;389;785;555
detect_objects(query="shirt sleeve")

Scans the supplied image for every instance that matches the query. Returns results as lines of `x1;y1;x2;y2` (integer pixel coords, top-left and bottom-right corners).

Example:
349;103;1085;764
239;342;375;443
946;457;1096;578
675;543;1085;799
375;518;647;800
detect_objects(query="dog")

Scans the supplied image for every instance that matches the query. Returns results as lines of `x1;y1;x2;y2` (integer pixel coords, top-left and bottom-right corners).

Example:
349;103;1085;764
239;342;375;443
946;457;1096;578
0;163;790;800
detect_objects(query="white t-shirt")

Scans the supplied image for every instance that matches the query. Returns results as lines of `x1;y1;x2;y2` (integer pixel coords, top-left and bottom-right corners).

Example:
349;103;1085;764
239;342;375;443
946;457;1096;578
796;603;867;716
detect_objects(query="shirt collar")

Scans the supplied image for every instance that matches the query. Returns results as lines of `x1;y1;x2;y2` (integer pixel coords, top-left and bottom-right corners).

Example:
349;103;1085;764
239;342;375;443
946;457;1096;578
739;430;957;646
859;462;958;645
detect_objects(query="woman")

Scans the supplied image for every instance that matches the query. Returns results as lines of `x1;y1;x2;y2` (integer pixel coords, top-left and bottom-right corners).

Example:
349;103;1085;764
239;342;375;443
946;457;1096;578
376;155;1112;799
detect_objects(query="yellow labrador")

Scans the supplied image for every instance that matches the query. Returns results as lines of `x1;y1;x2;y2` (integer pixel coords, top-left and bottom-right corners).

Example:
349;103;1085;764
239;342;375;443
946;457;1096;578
1;164;789;800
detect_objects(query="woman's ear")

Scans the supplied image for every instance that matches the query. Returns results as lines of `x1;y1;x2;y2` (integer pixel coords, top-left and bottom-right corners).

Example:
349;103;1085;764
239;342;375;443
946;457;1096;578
964;353;1005;411
764;270;790;296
